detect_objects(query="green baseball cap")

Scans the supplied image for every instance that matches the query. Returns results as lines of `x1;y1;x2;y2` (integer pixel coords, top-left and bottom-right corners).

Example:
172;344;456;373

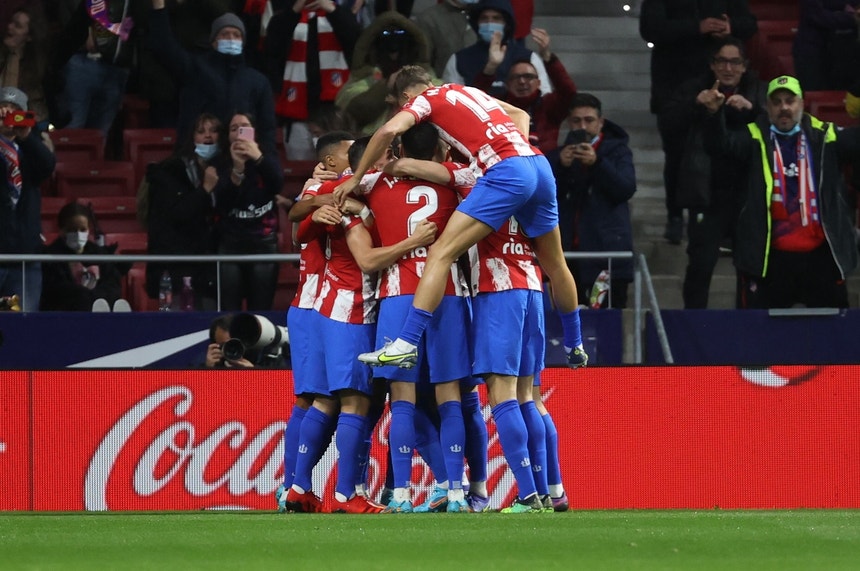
767;75;802;98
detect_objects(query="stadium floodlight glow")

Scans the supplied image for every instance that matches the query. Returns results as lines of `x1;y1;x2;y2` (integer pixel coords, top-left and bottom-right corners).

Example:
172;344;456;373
623;4;631;11
647;42;654;48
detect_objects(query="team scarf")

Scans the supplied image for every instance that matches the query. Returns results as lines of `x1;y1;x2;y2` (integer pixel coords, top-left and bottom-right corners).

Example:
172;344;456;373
770;130;818;227
85;0;134;41
275;10;349;120
0;135;22;207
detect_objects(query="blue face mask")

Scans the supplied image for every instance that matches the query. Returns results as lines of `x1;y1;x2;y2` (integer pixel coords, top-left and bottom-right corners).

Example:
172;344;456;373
194;143;219;161
459;0;479;4
216;39;243;56
769;123;801;137
478;22;505;44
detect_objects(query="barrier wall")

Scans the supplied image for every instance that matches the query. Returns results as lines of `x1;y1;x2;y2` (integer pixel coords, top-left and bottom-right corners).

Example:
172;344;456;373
2;365;858;511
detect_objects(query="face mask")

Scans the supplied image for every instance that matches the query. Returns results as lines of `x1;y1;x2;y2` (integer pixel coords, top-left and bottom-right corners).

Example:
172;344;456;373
195;143;219;161
216;39;243;56
770;123;801;137
459;0;479;4
478;22;505;44
65;231;88;252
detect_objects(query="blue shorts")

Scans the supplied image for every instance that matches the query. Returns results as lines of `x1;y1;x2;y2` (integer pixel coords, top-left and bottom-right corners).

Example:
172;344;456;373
305;312;375;395
457;155;558;237
288;307;324;396
375;295;472;384
471;289;545;377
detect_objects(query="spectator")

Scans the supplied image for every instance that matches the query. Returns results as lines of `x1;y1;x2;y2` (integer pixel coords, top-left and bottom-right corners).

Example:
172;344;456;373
144;112;221;309
335;10;435;135
1;4;50;125
265;0;360;160
702;75;860;308
442;0;550;99
212;112;283;311
148;1;278;155
0;86;55;312
659;37;766;309
473;28;575;152
40;201;130;311
793;0;860;92
51;0;148;133
639;0;757;245
547;93;636;309
414;0;477;78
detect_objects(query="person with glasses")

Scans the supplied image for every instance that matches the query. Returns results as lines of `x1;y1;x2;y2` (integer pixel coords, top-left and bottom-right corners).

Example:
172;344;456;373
659;37;765;309
472;27;576;153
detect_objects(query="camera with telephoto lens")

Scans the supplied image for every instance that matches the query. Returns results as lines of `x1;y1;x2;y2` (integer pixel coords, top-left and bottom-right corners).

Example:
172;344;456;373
222;313;289;362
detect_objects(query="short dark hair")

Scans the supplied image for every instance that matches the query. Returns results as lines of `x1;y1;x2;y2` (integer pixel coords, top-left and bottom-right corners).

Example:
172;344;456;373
316;130;354;161
393;65;433;99
348;136;372;172
710;36;747;61
569;93;603;117
400;123;438;161
209;314;234;343
57;201;92;230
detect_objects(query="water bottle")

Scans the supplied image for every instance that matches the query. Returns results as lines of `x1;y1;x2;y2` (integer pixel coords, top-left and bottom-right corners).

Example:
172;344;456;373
158;271;173;311
179;276;195;311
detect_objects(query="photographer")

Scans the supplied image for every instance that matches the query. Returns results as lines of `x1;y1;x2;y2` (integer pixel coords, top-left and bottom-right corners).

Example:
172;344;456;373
547;93;636;309
0;86;55;312
204;313;288;368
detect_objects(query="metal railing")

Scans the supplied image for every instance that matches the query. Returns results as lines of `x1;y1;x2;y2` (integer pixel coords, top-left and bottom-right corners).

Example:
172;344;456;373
0;251;673;364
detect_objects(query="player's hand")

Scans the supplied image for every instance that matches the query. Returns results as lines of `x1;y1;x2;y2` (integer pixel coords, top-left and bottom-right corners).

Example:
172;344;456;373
312;203;342;225
725;94;752;111
696;80;726;114
333;175;359;207
410;219;438;247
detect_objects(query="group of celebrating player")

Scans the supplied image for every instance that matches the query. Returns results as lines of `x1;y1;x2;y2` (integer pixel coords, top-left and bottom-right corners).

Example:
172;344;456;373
277;65;587;514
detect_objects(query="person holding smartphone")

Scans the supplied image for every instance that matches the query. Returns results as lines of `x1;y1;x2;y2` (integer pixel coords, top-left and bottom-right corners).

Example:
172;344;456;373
547;93;636;309
211;112;284;311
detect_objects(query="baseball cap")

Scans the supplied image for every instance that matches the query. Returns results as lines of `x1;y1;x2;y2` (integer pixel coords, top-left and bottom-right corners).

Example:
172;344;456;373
0;86;28;110
767;75;802;98
209;13;246;43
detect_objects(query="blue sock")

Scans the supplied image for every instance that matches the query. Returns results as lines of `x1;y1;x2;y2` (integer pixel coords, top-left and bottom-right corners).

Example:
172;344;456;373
542;412;562;487
400;306;433;345
438;401;465;490
389;401;416;489
292;407;332;492
414;405;448;483
335;413;367;499
491;399;537;499
461;391;488;483
282;405;307;488
356;400;385;488
560;308;583;349
520;401;548;496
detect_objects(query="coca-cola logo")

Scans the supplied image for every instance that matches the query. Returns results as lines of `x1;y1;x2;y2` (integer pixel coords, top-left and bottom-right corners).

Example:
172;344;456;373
83;384;525;511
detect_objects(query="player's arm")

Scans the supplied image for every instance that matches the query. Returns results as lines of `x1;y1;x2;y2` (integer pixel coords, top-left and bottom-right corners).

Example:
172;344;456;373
288;192;335;222
333;110;416;205
495;98;531;137
383;158;451;185
345;218;437;273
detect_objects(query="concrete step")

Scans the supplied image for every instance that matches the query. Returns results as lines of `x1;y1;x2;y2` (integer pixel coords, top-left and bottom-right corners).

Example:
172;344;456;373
532;16;640;37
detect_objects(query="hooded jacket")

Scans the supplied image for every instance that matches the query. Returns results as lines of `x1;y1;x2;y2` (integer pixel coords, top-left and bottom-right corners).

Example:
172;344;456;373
444;0;549;98
704;110;860;279
547;119;637;285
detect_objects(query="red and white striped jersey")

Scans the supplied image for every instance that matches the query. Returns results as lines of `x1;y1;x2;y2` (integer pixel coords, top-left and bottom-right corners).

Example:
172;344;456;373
292;184;326;310
402;84;538;173
470;217;543;294
362;171;468;298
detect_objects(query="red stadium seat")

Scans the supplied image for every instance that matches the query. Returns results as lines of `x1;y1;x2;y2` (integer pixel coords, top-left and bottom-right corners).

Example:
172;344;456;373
103;232;148;255
748;0;799;22
282;160;317;199
805;90;855;125
123;128;177;188
127;266;159;312
77;196;143;234
746;20;797;81
40;196;68;235
55;161;136;199
51;128;106;163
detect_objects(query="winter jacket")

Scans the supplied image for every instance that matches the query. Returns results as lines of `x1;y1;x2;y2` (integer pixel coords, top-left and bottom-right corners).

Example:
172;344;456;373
40;239;128;311
547;119;636;286
704;110;860;278
212;153;283;246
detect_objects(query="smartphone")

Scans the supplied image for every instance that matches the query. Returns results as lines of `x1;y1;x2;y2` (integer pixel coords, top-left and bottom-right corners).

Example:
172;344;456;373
237;126;255;142
567;129;589;146
3;110;36;128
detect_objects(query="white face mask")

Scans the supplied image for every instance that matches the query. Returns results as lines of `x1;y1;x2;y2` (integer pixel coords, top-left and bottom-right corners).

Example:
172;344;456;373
195;143;219;161
478;22;505;44
65;231;89;252
216;39;243;55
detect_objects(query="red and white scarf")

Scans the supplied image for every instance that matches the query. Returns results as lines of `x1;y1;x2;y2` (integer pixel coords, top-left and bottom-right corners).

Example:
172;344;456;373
0;136;22;207
771;131;819;227
275;10;349;120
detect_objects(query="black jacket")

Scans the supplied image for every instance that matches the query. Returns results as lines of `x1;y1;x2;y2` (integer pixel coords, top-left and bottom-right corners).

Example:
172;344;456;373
704;110;860;278
0;131;55;254
40;239;129;311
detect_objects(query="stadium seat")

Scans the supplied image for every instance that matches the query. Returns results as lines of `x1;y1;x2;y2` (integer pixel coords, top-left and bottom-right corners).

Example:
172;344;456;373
746;20;797;81
103;232;148;255
123;128;177;188
121;94;151;130
51;128;106;163
77;196;143;234
273;262;301;310
55;161;137;199
805;90;855;125
40;196;68;235
127;266;158;312
282;160;317;199
748;0;799;22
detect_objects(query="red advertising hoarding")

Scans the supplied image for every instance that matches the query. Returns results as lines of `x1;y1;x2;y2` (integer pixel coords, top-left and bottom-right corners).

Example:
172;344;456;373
3;366;859;511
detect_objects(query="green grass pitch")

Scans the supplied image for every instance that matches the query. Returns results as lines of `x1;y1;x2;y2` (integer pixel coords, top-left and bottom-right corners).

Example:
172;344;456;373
2;510;860;570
